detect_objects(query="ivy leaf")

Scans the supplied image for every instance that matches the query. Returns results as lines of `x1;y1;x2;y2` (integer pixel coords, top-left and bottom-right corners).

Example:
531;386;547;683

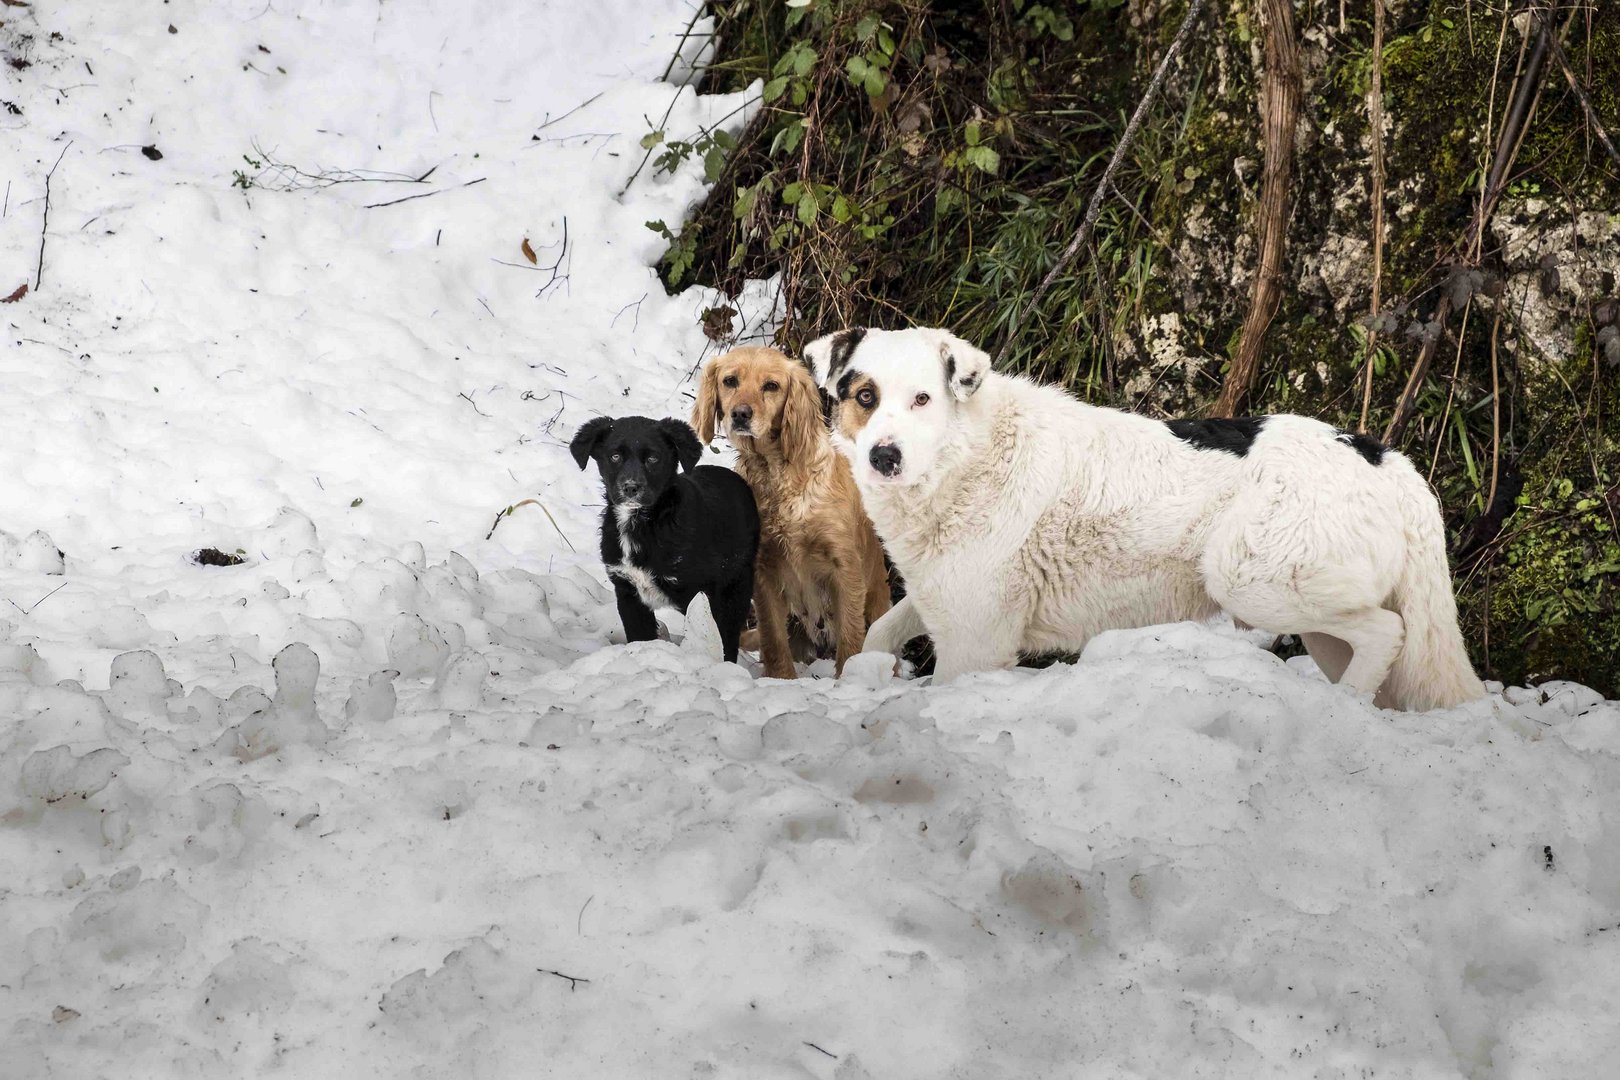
763;76;789;102
703;145;725;182
831;194;852;223
855;13;879;41
793;45;817;77
796;187;818;225
781;181;804;205
639;129;665;150
965;145;1000;173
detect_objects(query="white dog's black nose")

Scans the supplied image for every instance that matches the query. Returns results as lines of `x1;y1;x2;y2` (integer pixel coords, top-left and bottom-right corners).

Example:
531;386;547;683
730;404;753;430
870;443;902;477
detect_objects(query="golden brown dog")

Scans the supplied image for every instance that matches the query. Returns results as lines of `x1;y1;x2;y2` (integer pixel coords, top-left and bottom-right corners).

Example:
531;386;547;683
693;346;890;679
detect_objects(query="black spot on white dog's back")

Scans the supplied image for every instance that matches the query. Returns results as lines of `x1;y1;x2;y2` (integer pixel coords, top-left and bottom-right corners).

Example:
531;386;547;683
1335;430;1386;466
1165;416;1267;456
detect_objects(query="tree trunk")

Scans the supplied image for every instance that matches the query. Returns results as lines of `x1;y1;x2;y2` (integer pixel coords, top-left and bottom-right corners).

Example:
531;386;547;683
1212;0;1301;418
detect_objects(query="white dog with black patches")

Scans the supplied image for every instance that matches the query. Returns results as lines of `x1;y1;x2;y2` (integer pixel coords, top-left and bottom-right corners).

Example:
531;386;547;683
803;326;1486;711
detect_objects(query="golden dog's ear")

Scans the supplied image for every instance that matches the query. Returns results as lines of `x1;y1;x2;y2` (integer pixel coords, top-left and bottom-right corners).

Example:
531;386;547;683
691;359;721;446
778;363;826;465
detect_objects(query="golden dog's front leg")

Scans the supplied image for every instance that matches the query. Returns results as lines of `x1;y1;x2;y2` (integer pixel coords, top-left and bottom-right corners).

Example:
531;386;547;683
832;560;871;677
752;573;797;680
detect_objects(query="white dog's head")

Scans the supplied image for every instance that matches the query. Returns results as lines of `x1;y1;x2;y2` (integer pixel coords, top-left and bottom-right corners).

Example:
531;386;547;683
802;327;990;487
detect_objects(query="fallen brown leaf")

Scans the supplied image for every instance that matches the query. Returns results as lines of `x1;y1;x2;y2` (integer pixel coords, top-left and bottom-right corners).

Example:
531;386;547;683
1;283;27;303
521;238;537;264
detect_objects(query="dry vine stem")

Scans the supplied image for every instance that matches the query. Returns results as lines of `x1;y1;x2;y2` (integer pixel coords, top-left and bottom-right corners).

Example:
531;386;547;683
993;0;1209;367
1358;0;1387;435
1212;0;1301;418
1536;6;1620;169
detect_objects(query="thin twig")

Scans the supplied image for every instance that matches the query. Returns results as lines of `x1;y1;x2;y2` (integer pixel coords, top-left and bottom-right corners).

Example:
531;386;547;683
364;176;486;209
660;4;709;82
529;218;571;299
1536;7;1620;169
4;580;69;616
486;497;576;551
803;1042;837;1060
35;141;72;290
537;968;591;992
1487;310;1503;510
535;90;606;134
1359;0;1386;434
995;0;1209;366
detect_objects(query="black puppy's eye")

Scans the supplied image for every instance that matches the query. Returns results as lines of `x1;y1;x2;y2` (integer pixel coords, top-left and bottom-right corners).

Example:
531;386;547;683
762;380;780;393
856;387;877;408
646;454;659;465
609;451;623;463
722;375;739;389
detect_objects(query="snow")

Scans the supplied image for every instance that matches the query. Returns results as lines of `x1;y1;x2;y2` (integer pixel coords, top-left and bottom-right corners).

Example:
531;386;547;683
2;1;1619;1077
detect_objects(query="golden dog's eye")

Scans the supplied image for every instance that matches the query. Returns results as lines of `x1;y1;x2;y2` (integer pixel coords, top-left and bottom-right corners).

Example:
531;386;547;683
913;393;931;407
722;375;739;389
762;380;780;393
856;387;876;408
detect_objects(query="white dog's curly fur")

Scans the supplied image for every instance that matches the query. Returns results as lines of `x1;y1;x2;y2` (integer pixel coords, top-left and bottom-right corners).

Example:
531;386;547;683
804;326;1486;711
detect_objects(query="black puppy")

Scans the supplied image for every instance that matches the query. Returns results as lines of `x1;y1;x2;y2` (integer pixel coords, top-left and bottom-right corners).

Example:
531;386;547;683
570;415;760;663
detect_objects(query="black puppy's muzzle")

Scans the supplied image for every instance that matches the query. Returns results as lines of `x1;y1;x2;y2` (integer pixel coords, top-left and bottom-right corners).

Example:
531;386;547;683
616;478;647;503
869;443;902;478
729;404;753;434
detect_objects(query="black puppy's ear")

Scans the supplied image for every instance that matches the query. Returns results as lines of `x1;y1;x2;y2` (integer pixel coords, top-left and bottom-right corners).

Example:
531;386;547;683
658;418;704;472
569;416;614;470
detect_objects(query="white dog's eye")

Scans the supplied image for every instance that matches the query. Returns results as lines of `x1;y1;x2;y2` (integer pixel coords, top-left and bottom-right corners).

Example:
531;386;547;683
856;387;876;408
913;393;931;408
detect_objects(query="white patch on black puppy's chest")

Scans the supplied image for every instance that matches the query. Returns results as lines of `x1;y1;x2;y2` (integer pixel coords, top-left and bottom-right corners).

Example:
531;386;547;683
609;503;677;608
609;560;673;610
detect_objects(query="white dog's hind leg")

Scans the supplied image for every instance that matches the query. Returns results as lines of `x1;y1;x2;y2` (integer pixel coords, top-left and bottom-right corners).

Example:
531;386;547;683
1300;631;1352;684
1315;608;1405;699
862;594;926;656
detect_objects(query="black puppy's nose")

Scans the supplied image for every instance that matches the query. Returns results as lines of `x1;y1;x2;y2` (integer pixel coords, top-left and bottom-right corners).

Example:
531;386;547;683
730;404;753;429
619;478;645;498
870;443;902;477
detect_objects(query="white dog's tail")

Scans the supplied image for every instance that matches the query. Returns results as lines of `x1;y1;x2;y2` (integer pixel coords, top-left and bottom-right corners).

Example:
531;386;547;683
1382;462;1487;711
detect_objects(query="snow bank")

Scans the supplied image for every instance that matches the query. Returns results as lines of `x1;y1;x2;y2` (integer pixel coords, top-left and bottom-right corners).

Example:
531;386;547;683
2;1;1618;1078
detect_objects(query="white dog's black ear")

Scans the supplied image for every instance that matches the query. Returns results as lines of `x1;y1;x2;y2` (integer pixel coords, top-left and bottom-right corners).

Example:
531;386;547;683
930;330;990;401
801;327;868;392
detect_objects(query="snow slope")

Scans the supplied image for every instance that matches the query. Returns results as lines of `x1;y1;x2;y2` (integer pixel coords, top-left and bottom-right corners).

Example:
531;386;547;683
3;2;1620;1077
